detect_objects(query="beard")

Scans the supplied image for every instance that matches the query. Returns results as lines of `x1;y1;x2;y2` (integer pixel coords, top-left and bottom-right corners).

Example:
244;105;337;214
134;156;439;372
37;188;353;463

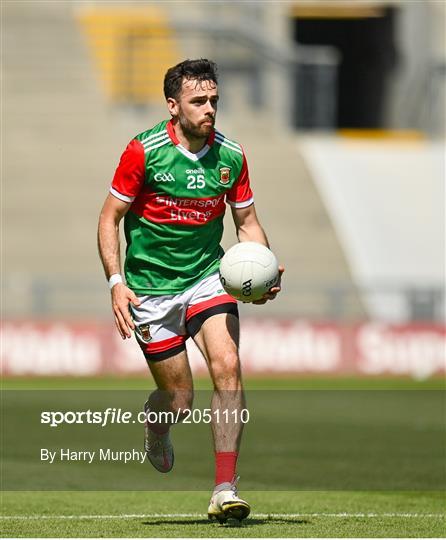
178;110;214;140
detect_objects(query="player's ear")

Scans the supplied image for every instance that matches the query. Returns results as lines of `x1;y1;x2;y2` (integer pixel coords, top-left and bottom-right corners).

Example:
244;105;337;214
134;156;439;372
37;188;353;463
166;97;179;118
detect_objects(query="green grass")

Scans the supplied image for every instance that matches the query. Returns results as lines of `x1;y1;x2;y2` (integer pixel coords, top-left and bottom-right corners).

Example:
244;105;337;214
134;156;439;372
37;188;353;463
1;490;445;537
1;376;445;537
3;375;445;390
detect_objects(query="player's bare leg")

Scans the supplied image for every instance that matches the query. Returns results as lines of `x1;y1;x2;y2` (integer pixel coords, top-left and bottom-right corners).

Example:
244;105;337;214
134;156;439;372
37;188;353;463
193;313;244;451
193;313;250;522
144;350;193;472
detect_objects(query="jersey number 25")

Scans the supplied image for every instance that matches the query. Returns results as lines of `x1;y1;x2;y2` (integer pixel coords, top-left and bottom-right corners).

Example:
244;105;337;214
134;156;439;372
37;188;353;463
187;174;206;189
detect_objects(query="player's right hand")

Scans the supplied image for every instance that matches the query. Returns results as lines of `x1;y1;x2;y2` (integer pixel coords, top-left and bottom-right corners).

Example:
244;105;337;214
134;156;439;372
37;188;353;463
111;283;141;339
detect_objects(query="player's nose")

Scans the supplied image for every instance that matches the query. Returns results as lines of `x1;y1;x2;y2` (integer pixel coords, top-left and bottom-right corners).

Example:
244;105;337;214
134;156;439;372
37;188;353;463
204;100;216;115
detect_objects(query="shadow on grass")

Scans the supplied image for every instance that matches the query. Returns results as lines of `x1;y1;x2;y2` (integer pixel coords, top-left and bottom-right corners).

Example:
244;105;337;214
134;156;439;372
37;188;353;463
142;517;310;527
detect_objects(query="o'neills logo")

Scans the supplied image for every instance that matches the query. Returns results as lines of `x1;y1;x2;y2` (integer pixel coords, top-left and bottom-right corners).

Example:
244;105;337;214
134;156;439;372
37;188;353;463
219;167;231;184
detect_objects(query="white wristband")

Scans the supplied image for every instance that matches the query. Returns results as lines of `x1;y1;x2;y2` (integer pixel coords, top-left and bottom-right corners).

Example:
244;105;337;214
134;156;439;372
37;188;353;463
108;274;123;289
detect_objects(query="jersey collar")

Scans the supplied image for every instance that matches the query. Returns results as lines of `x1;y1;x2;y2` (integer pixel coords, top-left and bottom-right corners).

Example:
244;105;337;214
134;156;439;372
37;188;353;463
167;119;215;162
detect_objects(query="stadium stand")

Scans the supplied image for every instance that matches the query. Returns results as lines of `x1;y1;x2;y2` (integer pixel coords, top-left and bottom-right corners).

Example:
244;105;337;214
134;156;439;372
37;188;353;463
4;1;444;323
77;6;179;104
3;1;365;320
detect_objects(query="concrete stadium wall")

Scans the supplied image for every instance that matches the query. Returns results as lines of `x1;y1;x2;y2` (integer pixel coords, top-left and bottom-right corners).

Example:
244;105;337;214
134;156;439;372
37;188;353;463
299;134;445;321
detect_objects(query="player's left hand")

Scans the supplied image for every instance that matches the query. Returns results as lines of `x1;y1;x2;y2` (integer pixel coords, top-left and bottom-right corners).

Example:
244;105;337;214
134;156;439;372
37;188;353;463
253;265;284;305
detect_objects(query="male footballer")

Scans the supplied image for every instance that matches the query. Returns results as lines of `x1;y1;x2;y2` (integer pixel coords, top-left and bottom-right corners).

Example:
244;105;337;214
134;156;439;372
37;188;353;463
98;59;283;522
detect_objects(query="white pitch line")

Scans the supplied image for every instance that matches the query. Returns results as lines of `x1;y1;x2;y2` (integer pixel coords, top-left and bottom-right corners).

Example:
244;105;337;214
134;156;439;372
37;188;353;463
0;513;445;520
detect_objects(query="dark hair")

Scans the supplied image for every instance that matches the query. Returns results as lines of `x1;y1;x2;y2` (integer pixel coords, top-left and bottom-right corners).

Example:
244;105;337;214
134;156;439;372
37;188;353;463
164;59;218;100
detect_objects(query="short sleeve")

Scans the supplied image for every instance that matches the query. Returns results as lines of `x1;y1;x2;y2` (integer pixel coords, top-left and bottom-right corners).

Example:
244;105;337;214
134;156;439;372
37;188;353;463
110;139;145;202
226;152;254;208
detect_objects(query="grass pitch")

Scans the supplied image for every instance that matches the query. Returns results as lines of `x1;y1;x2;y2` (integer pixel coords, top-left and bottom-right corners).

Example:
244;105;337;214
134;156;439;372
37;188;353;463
2;490;445;537
1;376;445;537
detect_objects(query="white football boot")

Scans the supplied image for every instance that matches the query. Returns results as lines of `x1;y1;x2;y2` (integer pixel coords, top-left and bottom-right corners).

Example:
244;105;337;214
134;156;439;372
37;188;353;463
208;476;250;523
143;401;174;473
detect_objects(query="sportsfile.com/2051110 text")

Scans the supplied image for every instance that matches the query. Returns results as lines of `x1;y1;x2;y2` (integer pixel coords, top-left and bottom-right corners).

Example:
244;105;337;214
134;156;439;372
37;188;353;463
40;408;250;428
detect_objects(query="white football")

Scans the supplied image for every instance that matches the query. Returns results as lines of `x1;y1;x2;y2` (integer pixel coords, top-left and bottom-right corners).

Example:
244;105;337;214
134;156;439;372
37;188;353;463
219;242;279;302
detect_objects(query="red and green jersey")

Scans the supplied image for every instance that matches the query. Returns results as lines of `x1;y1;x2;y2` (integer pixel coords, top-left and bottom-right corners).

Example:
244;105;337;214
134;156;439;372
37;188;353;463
110;119;254;295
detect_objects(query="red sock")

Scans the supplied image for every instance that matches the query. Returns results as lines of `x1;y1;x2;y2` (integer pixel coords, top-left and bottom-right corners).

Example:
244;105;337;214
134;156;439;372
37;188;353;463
215;451;238;486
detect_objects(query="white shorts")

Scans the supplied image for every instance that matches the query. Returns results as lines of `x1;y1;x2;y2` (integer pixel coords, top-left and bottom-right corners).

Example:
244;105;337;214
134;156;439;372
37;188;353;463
130;272;238;361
